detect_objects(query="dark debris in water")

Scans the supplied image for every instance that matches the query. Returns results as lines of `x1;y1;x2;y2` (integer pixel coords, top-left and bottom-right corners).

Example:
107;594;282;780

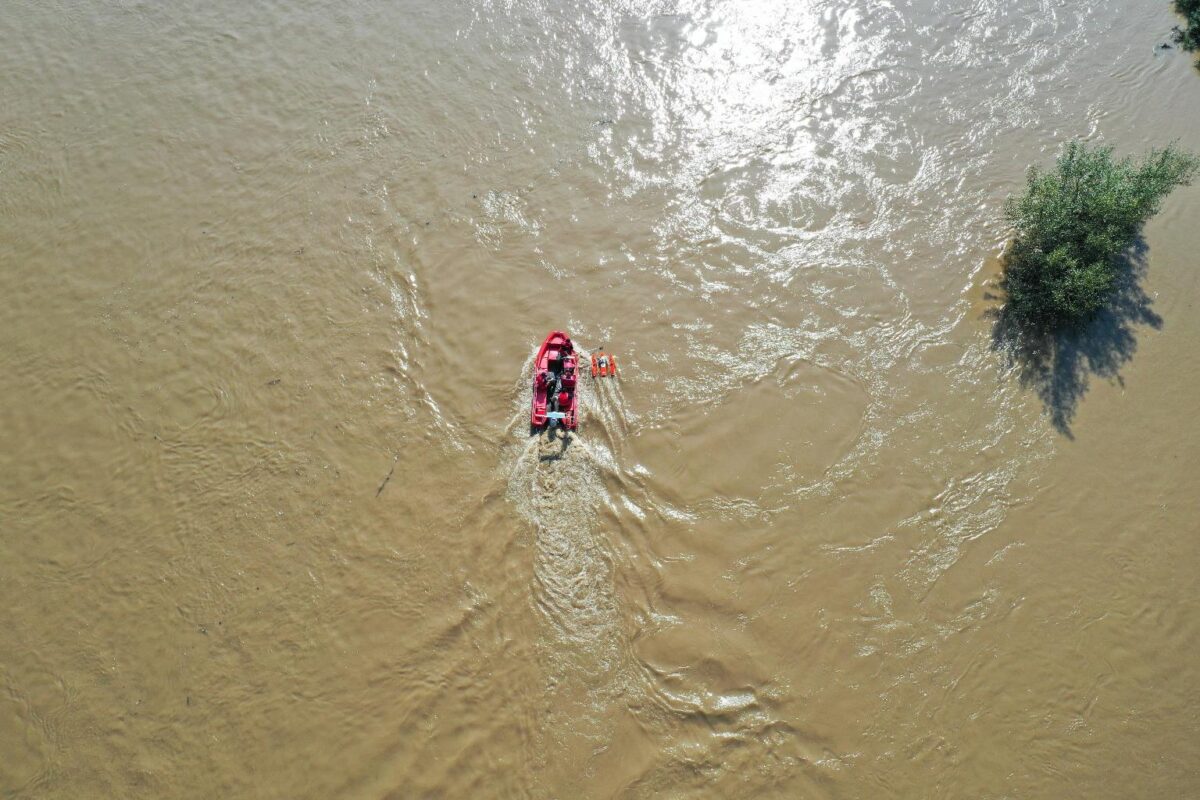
375;456;398;497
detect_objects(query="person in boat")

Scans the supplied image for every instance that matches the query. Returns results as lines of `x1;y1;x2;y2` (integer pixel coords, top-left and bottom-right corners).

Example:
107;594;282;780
538;368;565;408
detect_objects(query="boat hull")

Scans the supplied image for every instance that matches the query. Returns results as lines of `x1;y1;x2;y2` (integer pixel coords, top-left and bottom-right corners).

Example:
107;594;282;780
530;330;579;430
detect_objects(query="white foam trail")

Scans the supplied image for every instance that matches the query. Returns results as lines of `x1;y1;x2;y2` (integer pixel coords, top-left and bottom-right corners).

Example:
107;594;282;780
497;344;632;695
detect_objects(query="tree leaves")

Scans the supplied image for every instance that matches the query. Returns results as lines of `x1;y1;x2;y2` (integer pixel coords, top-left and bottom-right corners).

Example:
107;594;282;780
1000;142;1198;329
1174;0;1200;56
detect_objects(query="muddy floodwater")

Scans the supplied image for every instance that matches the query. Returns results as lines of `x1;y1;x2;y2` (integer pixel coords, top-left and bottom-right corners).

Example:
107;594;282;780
3;0;1199;797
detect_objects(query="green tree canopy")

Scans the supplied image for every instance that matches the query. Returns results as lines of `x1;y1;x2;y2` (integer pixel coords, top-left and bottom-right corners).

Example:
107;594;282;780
1001;141;1198;329
1174;0;1200;55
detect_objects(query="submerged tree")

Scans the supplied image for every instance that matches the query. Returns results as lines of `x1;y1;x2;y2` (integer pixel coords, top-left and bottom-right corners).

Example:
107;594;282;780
1174;0;1200;60
1000;141;1198;330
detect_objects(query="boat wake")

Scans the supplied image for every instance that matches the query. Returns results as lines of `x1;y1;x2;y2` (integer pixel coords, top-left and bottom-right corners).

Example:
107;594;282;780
494;346;640;773
500;349;619;651
497;345;799;786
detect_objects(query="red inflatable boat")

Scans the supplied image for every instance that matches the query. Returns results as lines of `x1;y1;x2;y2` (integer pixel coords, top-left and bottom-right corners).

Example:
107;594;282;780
531;330;579;430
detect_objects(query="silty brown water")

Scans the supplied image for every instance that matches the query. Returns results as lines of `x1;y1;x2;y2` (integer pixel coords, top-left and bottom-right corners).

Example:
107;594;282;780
2;0;1199;797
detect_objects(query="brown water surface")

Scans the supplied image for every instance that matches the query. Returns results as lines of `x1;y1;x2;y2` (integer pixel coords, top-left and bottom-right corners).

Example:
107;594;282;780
2;0;1199;797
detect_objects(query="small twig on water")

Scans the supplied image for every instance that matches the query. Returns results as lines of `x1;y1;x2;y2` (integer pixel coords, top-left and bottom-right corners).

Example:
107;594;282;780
375;456;397;497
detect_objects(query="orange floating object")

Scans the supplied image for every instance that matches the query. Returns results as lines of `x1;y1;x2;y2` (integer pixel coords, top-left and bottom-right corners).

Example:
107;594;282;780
591;351;616;378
